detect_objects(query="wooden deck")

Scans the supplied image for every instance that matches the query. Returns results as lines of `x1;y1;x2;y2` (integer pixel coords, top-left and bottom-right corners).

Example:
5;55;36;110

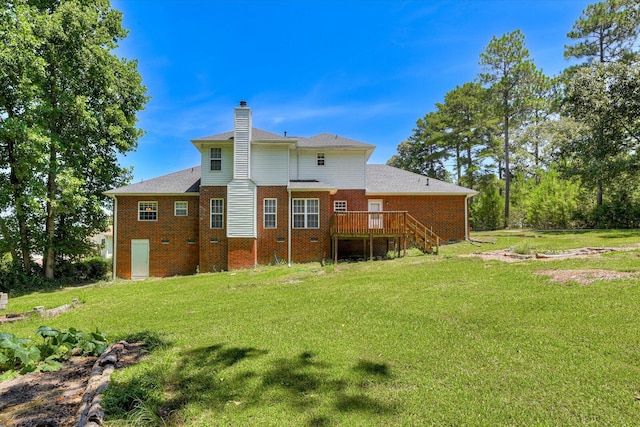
330;211;440;261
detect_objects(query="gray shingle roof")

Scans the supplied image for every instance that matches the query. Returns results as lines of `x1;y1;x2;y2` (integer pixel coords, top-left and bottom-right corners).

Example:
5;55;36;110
105;167;201;195
192;128;290;142
297;133;375;149
366;164;478;195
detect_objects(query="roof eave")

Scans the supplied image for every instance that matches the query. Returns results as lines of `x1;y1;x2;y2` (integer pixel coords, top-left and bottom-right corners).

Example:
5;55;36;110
104;192;200;197
365;191;478;196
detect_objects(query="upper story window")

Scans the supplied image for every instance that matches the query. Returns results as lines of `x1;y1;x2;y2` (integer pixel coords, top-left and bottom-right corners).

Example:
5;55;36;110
293;198;319;229
210;198;224;229
138;201;158;221
334;200;347;212
174;201;188;216
264;198;277;229
210;147;222;171
316;152;325;166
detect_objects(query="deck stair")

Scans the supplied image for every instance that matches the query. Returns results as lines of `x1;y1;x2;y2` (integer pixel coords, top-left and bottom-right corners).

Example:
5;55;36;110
405;213;439;254
330;211;440;256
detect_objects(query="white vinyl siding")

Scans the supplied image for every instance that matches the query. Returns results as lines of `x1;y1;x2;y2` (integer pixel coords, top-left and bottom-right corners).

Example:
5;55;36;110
174;201;188;216
251;145;289;185
234;108;251;179
201;144;233;186
290;149;366;189
210;199;224;229
263;198;277;229
293;198;319;229
226;180;256;238
138;201;157;221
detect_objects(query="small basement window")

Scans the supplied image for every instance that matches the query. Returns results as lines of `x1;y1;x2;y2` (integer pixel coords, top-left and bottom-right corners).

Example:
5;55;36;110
334;200;347;212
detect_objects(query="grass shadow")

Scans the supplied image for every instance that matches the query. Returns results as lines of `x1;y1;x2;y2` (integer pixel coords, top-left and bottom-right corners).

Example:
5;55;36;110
104;344;398;425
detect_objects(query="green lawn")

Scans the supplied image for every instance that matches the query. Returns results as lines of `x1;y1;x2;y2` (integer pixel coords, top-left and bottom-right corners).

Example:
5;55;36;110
2;230;640;426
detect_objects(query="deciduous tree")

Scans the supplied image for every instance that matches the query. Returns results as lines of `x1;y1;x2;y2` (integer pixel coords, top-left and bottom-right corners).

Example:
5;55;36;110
0;0;147;279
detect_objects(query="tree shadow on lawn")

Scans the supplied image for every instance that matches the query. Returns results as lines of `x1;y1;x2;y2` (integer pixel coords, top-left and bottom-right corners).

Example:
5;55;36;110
110;343;398;425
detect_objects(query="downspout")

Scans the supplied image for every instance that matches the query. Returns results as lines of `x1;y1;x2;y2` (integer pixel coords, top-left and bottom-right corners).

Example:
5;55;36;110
464;195;470;240
112;196;118;281
287;189;292;267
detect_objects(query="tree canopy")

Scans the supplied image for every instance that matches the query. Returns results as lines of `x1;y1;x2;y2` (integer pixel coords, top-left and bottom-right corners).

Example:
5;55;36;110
389;0;640;230
0;0;147;280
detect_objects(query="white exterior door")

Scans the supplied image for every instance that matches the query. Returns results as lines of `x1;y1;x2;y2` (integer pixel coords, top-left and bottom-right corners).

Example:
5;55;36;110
131;239;149;279
368;200;383;229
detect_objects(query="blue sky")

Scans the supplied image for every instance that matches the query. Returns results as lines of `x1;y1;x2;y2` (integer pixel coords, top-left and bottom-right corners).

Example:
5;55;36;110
111;0;591;182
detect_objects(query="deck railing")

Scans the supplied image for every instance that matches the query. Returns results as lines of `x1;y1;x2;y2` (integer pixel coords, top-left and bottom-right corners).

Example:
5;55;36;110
330;211;407;236
330;211;440;254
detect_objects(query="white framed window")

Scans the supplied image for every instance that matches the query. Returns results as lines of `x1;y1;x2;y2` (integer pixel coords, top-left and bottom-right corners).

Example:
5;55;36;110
293;198;319;229
138;201;158;221
334;200;347;212
210;147;222;171
316;152;325;166
210;198;224;229
174;201;188;216
264;198;277;229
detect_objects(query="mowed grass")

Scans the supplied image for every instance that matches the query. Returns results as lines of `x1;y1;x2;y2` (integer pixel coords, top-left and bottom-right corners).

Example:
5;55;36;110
2;230;640;426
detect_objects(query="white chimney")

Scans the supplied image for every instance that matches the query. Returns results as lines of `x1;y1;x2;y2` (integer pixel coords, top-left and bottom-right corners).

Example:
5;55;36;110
233;101;251;179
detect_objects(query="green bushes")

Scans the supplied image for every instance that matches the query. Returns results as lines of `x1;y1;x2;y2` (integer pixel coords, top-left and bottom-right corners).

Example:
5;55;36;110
0;254;111;295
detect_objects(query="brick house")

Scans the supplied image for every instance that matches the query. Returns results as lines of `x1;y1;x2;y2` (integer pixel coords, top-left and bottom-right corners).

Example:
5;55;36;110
105;103;477;279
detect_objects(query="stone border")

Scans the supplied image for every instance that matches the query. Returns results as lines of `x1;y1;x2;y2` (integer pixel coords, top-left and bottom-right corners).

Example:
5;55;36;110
0;299;80;324
76;341;128;427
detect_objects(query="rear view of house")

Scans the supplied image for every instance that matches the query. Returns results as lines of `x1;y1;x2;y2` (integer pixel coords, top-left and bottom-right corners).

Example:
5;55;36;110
105;103;477;279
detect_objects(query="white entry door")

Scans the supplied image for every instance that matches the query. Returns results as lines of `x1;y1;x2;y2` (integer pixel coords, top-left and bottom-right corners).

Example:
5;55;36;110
131;239;149;279
368;200;383;229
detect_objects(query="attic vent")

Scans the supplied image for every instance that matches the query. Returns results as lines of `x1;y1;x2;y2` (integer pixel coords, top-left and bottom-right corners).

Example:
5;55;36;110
239;100;247;107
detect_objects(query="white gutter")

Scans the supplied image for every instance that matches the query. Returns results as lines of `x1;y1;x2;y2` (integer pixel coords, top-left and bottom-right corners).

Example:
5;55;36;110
112;196;118;281
287;189;292;267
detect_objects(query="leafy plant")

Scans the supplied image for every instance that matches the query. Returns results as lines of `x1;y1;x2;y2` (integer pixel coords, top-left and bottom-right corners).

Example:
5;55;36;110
0;327;108;379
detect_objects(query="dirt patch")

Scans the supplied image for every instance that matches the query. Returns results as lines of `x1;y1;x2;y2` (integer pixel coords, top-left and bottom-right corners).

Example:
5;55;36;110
0;342;145;427
464;246;638;263
534;269;638;285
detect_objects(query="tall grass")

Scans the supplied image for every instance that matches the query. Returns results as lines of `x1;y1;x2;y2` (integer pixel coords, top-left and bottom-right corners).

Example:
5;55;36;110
2;230;640;426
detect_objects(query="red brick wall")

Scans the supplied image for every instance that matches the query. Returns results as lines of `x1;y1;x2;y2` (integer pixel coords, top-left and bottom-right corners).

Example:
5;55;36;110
114;187;468;277
199;186;228;272
379;195;468;241
256;187;289;265
290;191;332;264
114;195;199;279
331;191;467;241
228;238;257;270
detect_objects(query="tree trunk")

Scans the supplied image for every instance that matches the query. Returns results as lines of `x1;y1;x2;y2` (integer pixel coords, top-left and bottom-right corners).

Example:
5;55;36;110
504;114;510;228
597;182;603;206
466;145;473;189
7;137;32;274
44;144;57;279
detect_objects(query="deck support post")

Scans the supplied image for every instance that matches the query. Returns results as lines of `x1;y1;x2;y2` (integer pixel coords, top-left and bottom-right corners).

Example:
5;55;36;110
369;234;373;261
403;235;407;257
333;234;338;264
